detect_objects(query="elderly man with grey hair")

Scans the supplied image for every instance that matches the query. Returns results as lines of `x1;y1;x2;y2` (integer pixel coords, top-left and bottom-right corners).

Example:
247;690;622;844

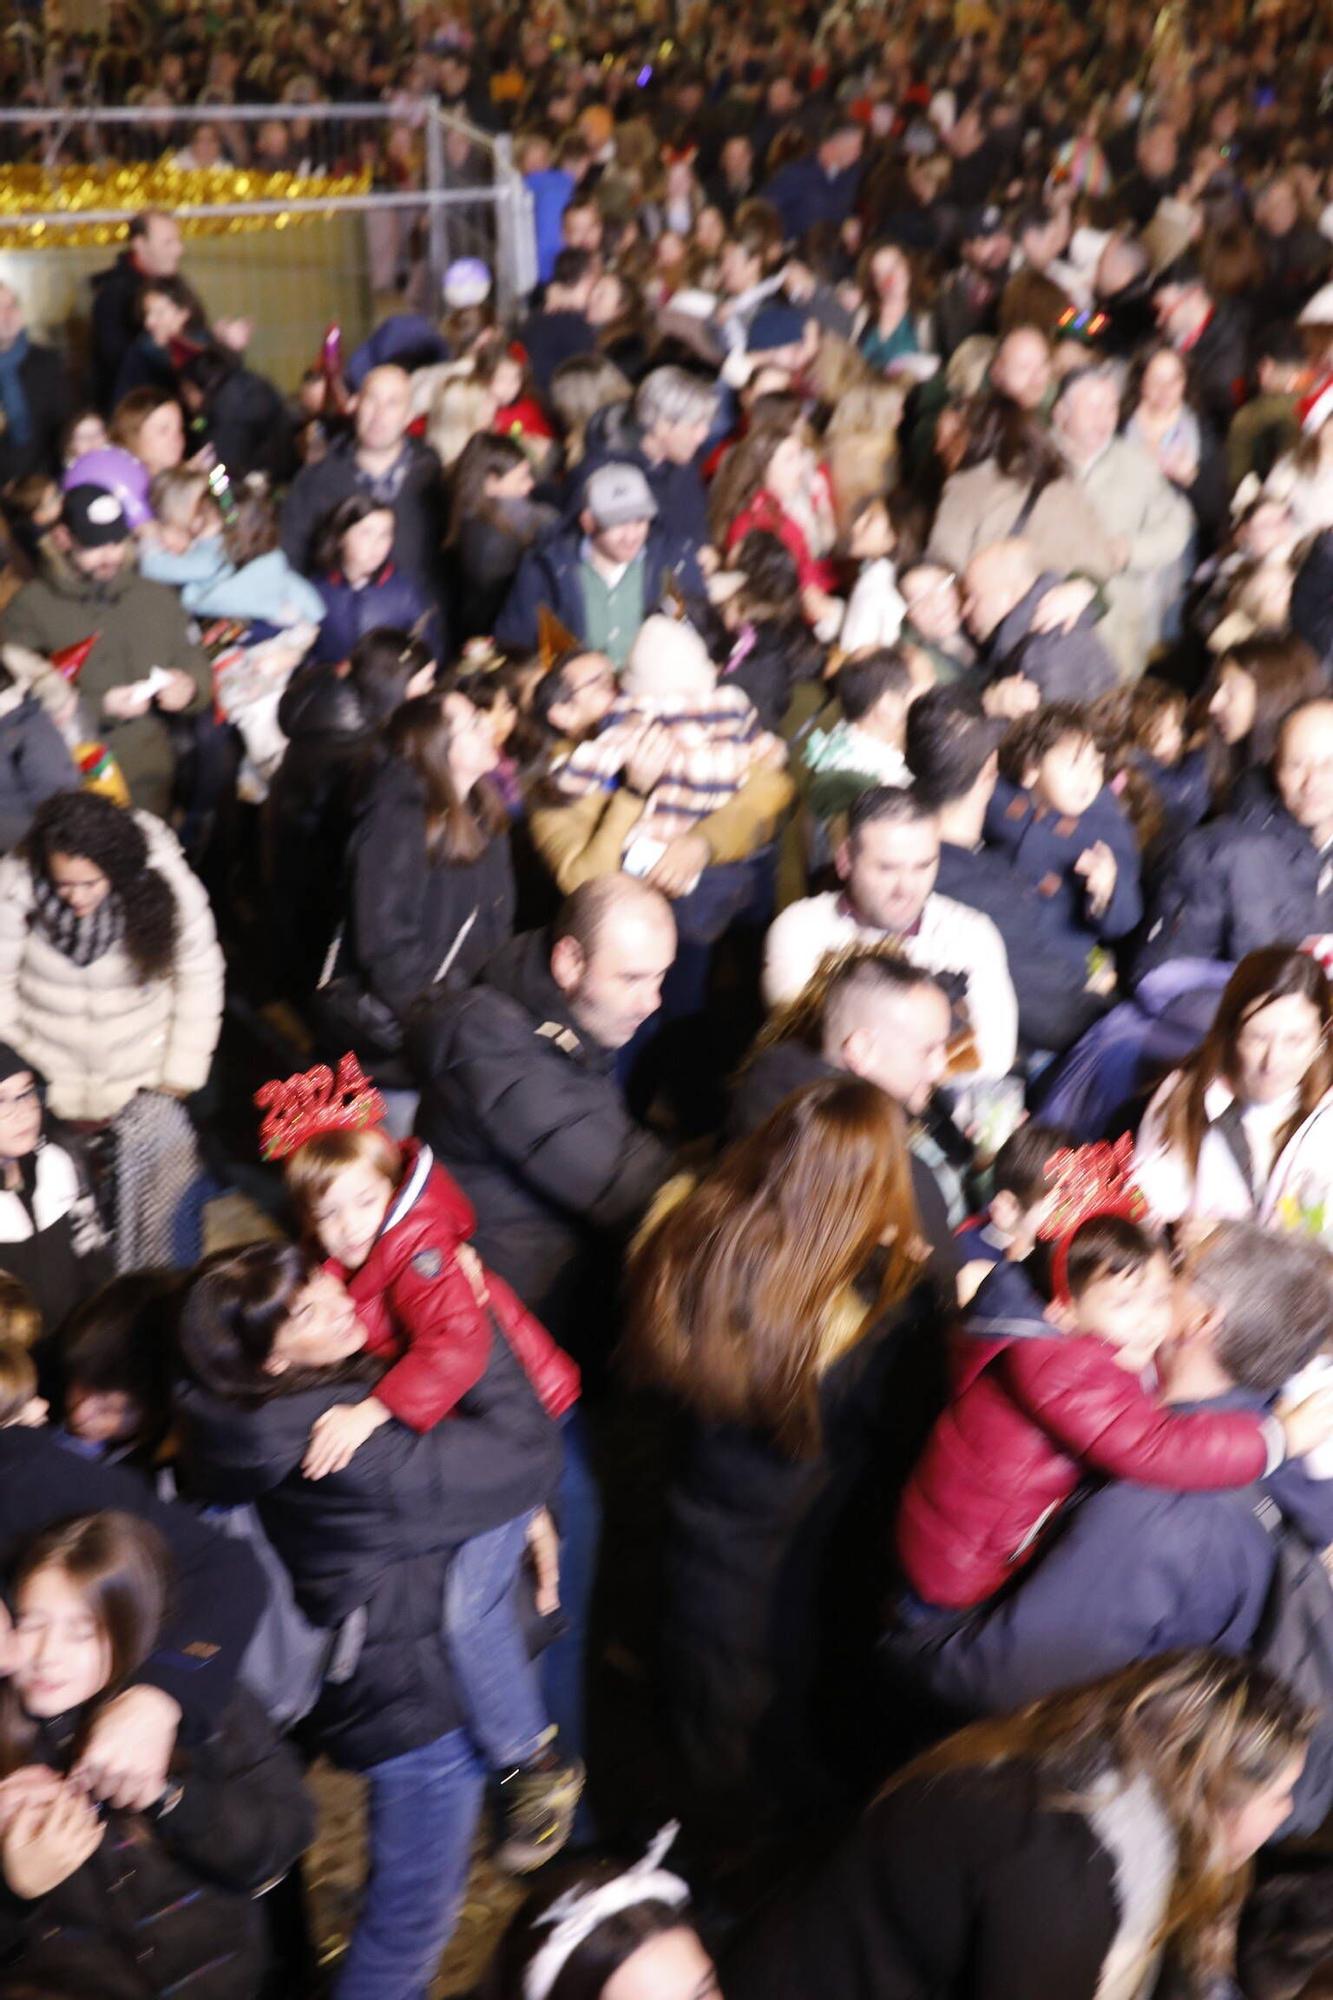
1052;361;1193;678
581;363;721;573
889;1217;1333;1835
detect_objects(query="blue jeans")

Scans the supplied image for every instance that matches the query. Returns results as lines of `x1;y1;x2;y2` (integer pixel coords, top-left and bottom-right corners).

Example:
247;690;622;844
445;1512;548;1770
334;1727;486;2000
542;1409;600;1793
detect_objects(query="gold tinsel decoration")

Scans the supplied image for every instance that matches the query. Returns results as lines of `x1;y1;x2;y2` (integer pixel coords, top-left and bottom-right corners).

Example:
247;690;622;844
0;156;373;251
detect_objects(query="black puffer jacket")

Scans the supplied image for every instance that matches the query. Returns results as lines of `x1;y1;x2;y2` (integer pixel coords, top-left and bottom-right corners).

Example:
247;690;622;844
267;664;384;996
409;928;672;1343
173;1345;560;1771
0;1695;311;2000
1136;787;1333;978
346;757;515;1019
0;685;77;854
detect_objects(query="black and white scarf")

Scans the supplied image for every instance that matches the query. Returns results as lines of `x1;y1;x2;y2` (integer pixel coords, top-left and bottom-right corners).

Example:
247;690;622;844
31;873;125;968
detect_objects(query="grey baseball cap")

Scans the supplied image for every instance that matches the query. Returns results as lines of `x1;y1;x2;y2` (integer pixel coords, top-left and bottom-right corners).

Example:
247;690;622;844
584;461;658;529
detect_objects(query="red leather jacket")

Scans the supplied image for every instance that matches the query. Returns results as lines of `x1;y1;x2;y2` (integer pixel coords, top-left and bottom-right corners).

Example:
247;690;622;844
895;1260;1276;1610
333;1142;580;1433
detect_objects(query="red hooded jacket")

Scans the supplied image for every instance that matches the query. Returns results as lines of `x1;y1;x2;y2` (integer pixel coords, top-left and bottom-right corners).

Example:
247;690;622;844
332;1141;579;1433
895;1259;1279;1610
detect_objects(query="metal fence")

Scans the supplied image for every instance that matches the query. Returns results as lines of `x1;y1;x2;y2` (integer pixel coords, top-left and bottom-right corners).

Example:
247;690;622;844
0;100;536;388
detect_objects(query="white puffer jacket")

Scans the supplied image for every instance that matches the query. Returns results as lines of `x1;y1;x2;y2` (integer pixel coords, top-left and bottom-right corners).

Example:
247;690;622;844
0;811;224;1122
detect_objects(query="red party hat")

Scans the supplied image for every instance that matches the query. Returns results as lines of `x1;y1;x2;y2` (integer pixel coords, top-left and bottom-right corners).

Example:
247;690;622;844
1037;1135;1149;1302
51;633;99;681
255;1051;387;1162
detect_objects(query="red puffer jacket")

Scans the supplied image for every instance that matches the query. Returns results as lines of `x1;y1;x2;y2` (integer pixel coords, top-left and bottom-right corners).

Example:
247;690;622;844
334;1141;579;1433
895;1259;1277;1610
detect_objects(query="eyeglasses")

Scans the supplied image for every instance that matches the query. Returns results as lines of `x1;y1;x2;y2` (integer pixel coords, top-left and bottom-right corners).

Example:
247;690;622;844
0;1086;37;1118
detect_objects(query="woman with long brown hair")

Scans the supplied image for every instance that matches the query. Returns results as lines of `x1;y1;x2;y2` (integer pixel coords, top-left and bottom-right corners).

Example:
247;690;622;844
321;688;512;1084
627;1075;935;1843
1134;945;1333;1232
0;1510;311;2000
725;1651;1312;2000
1201;632;1326;810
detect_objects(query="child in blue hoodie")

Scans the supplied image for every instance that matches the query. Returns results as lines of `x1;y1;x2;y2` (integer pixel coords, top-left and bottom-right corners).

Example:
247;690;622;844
141;469;326;632
984;703;1143;980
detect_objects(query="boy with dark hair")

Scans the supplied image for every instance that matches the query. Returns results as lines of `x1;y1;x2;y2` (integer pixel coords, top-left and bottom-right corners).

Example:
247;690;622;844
803;646;914;826
897;1143;1331;1612
986;702;1142;974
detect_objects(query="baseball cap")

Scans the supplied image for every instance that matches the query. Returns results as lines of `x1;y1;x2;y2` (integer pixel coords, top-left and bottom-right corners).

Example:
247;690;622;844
583;462;658;529
62;484;129;548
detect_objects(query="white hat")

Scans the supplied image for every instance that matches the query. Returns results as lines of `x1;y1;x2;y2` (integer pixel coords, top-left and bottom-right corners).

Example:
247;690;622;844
622;614;716;701
1298;281;1333;328
442;258;492;310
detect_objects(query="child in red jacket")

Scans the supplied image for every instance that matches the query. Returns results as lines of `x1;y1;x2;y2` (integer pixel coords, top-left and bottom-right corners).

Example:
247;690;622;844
255;1053;582;1872
897;1139;1333;1611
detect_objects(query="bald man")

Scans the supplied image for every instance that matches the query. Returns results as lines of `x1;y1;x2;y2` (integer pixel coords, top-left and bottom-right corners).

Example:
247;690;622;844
962;538;1118;705
280;361;447;602
409;873;677;1340
1140;698;1333;975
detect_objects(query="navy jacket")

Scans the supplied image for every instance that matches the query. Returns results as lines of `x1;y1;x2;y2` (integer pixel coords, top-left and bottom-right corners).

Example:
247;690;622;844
893;1387;1333;1737
578;406;713;579
934;840;1108;1055
984;573;1118;705
280;435;447;601
983;775;1143;954
1137;790;1333;978
762;155;863;240
493;521;704;656
313;560;438;663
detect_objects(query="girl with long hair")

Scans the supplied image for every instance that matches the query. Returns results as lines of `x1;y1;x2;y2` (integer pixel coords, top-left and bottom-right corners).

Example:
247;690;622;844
627;1077;931;1836
0;1511;310;2000
725;1651;1312;2000
709;421;842;632
446;432;559;643
329;688;513;1073
929;395;1118;584
1134;946;1333;1231
1201;633;1326;811
310;492;438;664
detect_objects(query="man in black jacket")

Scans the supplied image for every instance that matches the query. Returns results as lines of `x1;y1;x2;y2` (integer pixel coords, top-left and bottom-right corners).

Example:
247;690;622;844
409;873;677;1349
0;1425;264;1804
280;364;446;604
89;208;204;414
731;951;964;1297
906;687;1110;1054
0;285;71;491
1138;698;1333;977
962;540;1118;706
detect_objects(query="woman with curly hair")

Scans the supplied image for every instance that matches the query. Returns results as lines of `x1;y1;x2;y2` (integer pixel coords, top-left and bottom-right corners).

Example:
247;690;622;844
0;791;223;1263
0;787;221;1206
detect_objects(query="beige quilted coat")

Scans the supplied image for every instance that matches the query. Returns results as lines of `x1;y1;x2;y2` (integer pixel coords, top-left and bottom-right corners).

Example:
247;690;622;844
0;811;224;1122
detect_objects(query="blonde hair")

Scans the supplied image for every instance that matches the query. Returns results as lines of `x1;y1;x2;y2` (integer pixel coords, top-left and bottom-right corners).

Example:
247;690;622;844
149;466;211;536
549;354;633;467
426;375;497;471
0;1272;40;1352
897;1651;1313;1984
284;1126;403;1234
0;1337;37;1425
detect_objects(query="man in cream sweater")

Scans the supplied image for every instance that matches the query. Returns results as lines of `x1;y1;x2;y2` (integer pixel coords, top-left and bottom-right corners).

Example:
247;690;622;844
763;783;1018;1081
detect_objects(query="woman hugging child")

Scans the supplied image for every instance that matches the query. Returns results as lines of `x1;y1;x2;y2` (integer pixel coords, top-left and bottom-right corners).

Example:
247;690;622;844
255;1052;585;1871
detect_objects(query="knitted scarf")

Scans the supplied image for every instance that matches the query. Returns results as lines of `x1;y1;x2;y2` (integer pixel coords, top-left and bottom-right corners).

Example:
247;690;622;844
111;1088;201;1272
0;333;31;449
31;873;125;968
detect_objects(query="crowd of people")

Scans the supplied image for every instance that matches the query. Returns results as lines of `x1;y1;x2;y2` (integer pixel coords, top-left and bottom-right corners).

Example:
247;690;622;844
0;0;1333;1995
